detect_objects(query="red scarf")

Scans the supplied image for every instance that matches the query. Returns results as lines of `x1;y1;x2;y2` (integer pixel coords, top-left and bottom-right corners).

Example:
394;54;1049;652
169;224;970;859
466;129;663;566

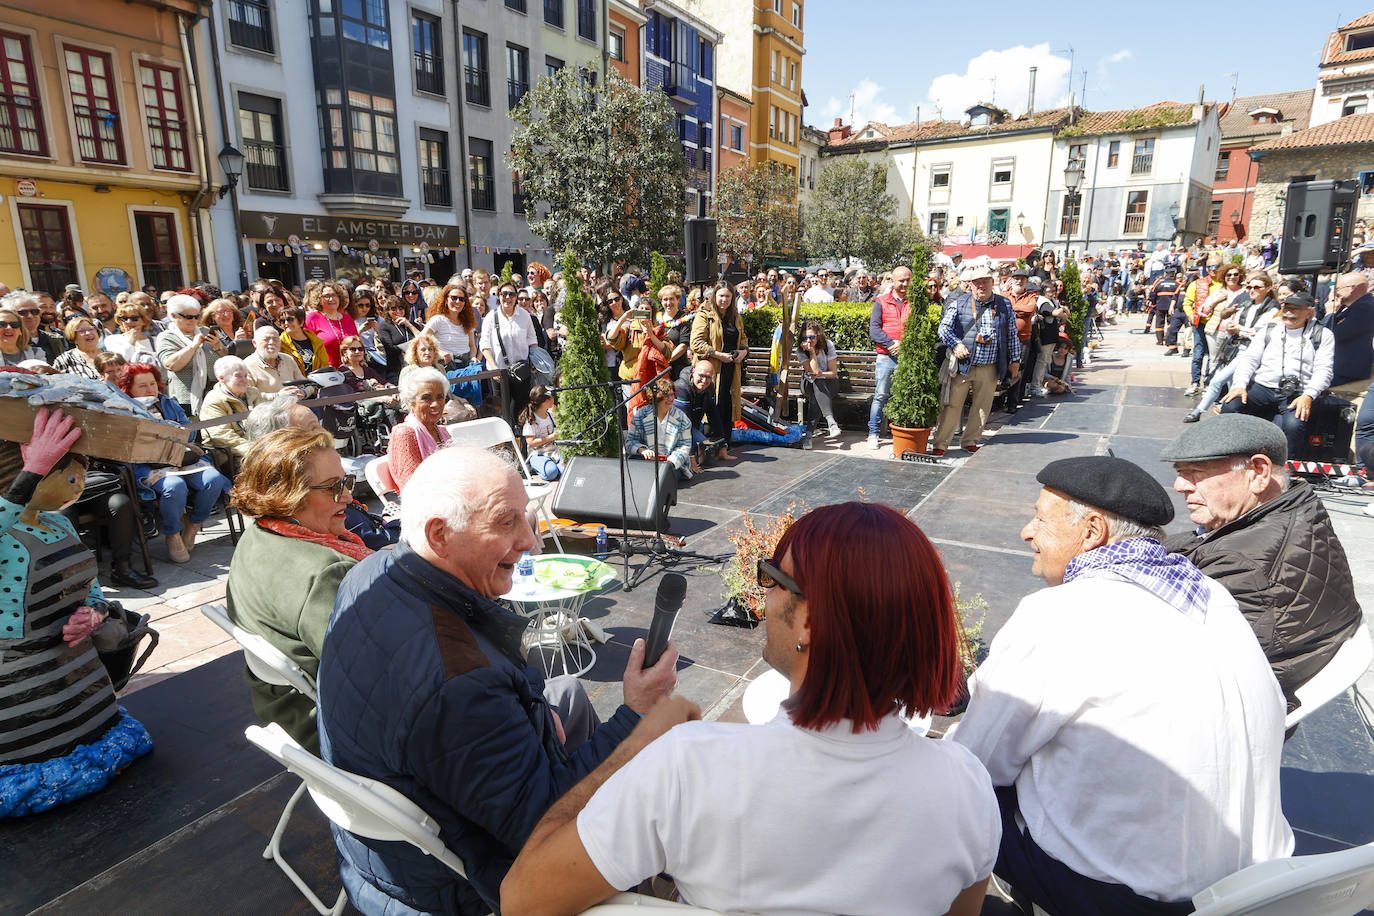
256;517;374;563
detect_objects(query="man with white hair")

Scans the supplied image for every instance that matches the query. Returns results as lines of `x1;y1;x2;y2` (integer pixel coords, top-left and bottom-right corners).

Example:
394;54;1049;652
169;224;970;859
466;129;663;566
317;446;688;916
243;323;305;396
199;354;262;458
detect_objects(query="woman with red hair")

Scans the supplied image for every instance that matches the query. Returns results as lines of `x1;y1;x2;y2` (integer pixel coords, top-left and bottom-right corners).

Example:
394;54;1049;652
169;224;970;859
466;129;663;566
502;501;999;916
117;363;232;563
422;281;478;366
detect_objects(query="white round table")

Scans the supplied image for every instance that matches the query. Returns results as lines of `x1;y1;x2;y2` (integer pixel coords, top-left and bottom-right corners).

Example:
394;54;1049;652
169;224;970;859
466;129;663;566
502;554;617;678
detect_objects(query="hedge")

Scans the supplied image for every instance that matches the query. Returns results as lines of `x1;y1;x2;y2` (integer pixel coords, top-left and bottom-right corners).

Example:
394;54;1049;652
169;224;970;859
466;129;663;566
738;302;875;350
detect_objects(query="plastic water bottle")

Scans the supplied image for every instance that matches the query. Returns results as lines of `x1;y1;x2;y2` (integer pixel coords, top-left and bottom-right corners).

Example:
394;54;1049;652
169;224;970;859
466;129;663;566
596;525;607;556
516;552;534;597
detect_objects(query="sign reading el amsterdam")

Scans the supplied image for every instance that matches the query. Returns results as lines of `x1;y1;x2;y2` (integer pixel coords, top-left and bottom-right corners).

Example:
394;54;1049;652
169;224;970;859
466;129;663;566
241;211;462;246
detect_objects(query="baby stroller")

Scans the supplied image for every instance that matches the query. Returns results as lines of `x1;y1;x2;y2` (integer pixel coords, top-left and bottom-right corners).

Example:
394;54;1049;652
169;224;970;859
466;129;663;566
300;369;393;461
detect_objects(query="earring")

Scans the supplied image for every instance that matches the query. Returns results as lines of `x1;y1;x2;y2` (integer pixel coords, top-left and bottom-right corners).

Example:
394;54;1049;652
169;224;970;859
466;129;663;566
795;643;804;653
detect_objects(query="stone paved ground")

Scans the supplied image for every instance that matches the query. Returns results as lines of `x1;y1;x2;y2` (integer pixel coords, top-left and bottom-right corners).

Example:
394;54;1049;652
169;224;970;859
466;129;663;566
6;318;1372;914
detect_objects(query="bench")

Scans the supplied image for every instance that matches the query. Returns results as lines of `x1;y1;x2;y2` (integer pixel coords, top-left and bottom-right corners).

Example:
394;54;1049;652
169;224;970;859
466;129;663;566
740;348;879;426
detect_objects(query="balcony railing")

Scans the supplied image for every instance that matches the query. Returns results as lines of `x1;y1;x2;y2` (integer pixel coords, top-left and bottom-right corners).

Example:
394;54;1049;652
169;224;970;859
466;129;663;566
1205;219;1220;238
228;0;274;53
471;175;495;210
244;139;288;190
415;52;444;95
1131;153;1153;175
1123;212;1146;234
464;67;490;106
1059;215;1080;237
507;78;529;109
422;166;451;207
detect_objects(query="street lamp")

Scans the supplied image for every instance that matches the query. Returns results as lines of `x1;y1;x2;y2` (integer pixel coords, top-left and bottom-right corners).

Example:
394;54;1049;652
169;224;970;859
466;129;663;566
1063;155;1085;262
1168;202;1181;244
217;143;248;291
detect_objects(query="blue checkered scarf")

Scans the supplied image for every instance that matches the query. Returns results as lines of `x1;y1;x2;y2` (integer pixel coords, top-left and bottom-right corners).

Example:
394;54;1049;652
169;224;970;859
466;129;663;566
1063;537;1211;622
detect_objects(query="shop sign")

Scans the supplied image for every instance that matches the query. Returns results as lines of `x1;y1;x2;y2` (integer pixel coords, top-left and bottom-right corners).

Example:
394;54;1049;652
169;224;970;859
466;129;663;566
16;179;37;197
241;210;463;247
301;254;332;281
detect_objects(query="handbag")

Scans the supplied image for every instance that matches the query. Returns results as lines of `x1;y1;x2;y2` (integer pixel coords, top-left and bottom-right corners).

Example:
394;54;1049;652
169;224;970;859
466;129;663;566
445;359;485;406
492;308;533;385
90;601;159;692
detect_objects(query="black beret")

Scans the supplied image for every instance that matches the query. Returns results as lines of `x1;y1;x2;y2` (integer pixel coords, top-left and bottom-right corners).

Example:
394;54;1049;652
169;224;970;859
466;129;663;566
1036;456;1175;526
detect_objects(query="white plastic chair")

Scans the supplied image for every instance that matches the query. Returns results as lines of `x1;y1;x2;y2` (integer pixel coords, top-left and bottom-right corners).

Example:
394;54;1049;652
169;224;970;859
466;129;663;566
741;668;932;735
364;455;401;513
1286;625;1373;730
245;723;474;915
444;416;563;550
1190;840;1374;915
202;605;331;912
579;892;726;913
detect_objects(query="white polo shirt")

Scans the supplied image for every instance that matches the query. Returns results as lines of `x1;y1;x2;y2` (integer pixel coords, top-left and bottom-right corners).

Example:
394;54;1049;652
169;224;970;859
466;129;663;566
578;713;1000;915
950;576;1293;902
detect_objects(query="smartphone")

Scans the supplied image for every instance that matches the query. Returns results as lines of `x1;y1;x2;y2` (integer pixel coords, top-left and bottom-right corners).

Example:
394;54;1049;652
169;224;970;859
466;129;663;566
628;309;650;321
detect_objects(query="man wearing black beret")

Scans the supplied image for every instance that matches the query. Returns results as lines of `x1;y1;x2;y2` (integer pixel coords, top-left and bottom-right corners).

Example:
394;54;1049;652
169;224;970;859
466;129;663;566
1161;413;1364;711
950;455;1291;915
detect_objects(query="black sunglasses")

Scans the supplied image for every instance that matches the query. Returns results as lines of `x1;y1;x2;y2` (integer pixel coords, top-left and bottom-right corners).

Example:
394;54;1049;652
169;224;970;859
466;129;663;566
16;309;39;317
118;315;142;323
308;474;356;502
0;321;20;329
756;558;804;597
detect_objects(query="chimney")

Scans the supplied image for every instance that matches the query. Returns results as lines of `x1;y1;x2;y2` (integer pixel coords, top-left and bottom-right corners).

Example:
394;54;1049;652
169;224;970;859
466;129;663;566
828;117;851;142
1027;66;1037;118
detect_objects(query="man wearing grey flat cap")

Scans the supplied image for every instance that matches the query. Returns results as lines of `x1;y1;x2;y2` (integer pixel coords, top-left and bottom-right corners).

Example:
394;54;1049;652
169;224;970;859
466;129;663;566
1161;414;1363;711
951;455;1291;915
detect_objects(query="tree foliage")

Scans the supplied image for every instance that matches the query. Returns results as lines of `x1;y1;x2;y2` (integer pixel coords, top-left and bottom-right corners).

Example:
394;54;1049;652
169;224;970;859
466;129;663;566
552;250;619;458
1062;259;1088;351
509;67;687;269
884;242;942;429
804;157;919;271
713;162;799;267
647;251;669;305
498;260;515;287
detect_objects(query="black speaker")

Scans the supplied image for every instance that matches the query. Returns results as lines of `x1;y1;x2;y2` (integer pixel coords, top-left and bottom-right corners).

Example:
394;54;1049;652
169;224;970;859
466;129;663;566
684;217;717;285
552;456;678;529
1277;179;1359;272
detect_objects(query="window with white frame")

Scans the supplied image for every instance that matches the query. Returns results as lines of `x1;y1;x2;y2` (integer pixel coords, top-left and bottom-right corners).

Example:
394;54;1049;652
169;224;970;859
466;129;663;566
990;157;1013;187
1123;190;1148;234
930;164;951;189
791;2;801;26
929;211;947;235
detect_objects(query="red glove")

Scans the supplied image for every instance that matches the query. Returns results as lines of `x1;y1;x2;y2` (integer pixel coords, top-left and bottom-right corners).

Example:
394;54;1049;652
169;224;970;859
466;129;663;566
62;605;106;647
19;408;82;477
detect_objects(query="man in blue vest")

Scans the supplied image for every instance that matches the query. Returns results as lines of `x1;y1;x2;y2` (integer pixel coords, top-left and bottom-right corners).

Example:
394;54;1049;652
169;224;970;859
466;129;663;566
930;265;1021;456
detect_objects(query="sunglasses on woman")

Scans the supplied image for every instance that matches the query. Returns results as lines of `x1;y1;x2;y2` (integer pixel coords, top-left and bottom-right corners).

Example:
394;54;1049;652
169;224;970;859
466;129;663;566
756;558;804;597
308;474;357;501
0;321;20;330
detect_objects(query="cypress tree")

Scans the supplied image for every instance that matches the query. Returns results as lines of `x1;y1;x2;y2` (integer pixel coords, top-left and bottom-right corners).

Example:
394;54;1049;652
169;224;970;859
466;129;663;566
552;251;619;458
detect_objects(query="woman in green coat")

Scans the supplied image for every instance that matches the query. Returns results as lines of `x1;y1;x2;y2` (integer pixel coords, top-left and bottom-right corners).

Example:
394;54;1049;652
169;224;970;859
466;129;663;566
225;427;372;752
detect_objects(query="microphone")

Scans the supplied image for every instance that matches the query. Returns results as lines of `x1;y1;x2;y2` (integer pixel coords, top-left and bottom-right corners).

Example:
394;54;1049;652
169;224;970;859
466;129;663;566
643;573;686;668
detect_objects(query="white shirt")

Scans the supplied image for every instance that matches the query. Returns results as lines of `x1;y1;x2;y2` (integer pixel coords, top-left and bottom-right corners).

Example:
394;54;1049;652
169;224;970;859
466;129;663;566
479;306;536;367
522;411;555;456
950;576;1292;901
802;284;835;303
422;315;472;359
578;714;1000;916
1230;320;1334;399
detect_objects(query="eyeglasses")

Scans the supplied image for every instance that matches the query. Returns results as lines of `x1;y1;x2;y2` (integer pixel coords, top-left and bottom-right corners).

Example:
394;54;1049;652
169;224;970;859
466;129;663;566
756;558;804;597
118;315;142;323
498;291;517;298
308;474;356;502
342;346;364;352
802;334;817;340
389;305;406;311
0;321;20;330
447;296;467;303
174;310;201;318
1245;284;1267;290
16;309;39;317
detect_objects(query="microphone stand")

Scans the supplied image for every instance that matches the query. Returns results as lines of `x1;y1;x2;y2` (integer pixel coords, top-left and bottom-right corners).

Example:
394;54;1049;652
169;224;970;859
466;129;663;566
552;342;726;591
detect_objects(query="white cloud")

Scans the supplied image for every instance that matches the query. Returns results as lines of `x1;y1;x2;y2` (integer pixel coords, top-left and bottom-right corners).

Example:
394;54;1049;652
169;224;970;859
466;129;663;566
923;44;1073;120
821;78;905;129
1095;48;1133;95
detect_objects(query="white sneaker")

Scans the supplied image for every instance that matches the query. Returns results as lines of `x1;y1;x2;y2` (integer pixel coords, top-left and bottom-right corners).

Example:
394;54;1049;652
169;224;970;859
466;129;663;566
866;434;880;449
828;420;842;437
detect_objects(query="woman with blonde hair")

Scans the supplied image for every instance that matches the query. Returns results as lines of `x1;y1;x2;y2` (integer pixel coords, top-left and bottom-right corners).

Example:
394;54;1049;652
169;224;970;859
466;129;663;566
690;282;749;425
203;298;248;348
105;302;161;367
302;281;357;367
0;299;46;366
51;316;105;379
227;427;372;750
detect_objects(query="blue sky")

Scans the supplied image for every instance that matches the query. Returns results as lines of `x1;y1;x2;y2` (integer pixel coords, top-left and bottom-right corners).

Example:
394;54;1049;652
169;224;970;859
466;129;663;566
803;0;1346;129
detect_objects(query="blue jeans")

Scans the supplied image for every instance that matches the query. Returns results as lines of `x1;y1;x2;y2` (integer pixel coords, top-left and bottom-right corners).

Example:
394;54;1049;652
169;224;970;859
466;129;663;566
151;464;231;535
1221;383;1308;460
1198;362;1236;412
1356;379;1374;462
1190;326;1209;385
869;353;898;436
528;453;563;480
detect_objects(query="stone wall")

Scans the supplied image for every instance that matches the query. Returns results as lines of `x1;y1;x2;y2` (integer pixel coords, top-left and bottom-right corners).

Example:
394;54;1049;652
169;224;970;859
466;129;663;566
1251;147;1374;236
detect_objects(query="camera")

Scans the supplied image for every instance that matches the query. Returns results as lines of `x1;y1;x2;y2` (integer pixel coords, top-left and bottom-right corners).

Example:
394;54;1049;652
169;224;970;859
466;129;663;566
1277;375;1304;400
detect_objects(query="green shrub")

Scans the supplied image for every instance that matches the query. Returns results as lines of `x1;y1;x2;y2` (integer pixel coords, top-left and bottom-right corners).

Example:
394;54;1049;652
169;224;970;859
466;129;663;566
883;242;941;429
1231;253;1244;266
739;302;874;351
1062;260;1087;351
552;250;619;458
648;252;669;304
498;260;515;286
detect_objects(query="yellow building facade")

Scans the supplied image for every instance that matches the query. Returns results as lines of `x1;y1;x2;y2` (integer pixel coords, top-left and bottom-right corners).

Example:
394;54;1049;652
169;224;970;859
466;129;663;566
0;0;206;298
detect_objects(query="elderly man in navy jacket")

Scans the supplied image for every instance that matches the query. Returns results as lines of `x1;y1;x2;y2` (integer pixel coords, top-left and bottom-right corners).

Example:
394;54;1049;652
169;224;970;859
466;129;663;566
317;446;686;916
930;265;1021;456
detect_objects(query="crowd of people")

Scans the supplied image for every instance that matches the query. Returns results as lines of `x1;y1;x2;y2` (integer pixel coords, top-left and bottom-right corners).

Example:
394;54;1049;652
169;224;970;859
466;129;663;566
0;237;1370;914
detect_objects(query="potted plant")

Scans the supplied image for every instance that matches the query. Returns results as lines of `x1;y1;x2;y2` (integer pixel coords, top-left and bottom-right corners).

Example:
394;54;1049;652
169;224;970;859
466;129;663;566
883;241;942;457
